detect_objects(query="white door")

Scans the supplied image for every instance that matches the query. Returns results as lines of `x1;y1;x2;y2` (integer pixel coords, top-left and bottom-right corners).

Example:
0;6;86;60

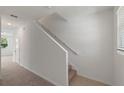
13;38;20;64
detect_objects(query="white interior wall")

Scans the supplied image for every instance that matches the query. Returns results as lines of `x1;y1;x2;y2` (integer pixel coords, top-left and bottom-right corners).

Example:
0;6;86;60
40;9;114;85
114;54;124;85
17;21;68;85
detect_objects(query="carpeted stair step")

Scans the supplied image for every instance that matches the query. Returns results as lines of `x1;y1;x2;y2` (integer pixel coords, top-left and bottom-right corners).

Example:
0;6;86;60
69;69;77;82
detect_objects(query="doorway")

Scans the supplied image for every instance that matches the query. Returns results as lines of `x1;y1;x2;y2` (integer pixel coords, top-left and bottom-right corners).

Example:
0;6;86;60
1;32;15;63
1;32;20;65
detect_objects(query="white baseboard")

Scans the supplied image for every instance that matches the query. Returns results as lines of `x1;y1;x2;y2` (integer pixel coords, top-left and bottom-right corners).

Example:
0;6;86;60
78;72;111;85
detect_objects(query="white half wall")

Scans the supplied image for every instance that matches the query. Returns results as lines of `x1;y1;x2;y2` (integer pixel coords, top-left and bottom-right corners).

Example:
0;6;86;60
39;8;114;85
17;21;68;85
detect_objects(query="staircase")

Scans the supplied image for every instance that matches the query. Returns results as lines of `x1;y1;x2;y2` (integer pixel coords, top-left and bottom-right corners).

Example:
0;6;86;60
36;20;78;85
68;65;77;84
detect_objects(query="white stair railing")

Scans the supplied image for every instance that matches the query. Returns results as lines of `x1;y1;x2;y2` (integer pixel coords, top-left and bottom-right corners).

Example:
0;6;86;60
34;21;69;85
37;21;78;55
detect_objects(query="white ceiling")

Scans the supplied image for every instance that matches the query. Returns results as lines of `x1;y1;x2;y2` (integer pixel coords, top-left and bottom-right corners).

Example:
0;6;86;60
0;6;114;33
0;6;114;20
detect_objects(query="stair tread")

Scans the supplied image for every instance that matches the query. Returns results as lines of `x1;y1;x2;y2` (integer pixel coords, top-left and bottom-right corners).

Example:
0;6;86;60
69;69;77;82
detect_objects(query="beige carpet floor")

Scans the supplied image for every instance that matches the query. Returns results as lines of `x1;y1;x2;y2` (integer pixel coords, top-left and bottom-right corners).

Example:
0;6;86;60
70;75;107;86
0;56;53;86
